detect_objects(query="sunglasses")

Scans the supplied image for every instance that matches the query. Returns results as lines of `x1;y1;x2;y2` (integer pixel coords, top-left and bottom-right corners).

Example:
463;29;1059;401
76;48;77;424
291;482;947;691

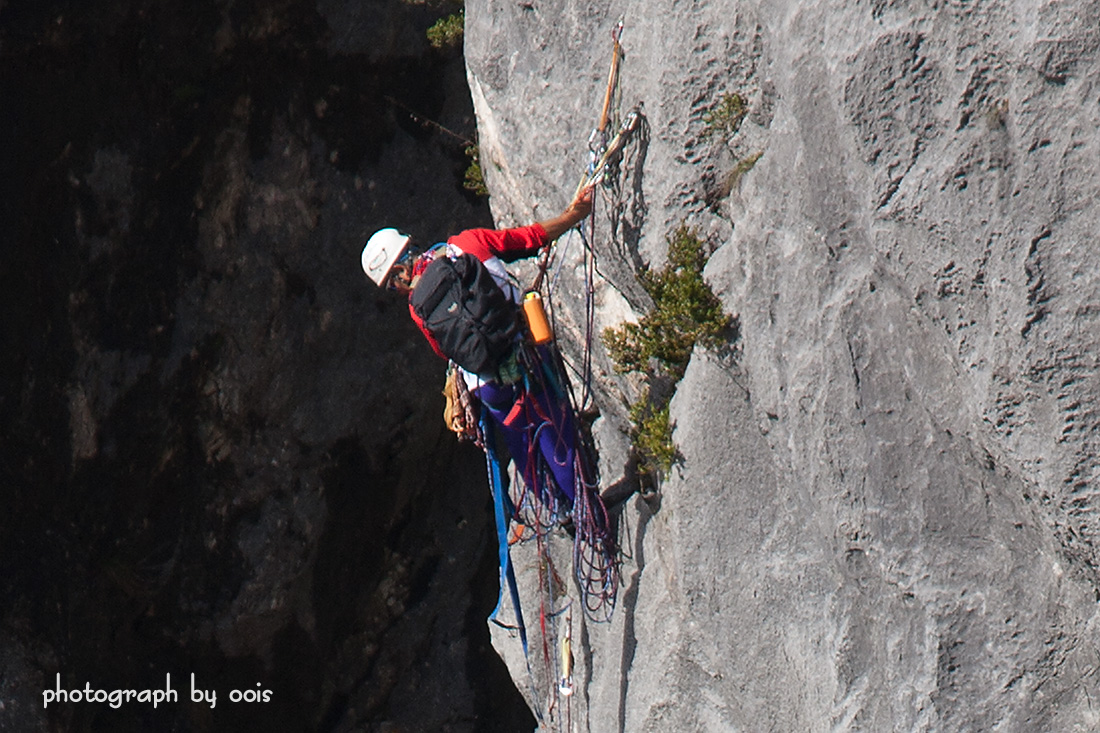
385;248;416;291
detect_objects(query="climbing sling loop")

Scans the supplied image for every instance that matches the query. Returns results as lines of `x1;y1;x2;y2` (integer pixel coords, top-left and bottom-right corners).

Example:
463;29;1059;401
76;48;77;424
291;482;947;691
482;409;528;657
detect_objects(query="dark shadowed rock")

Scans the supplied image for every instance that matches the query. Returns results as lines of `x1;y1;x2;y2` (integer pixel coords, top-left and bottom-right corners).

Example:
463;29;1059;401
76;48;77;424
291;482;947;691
1;0;532;730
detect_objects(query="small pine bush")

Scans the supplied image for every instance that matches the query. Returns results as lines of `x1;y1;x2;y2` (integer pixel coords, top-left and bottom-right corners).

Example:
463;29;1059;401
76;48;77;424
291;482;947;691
463;144;488;197
629;395;677;478
427;11;464;50
604;225;731;381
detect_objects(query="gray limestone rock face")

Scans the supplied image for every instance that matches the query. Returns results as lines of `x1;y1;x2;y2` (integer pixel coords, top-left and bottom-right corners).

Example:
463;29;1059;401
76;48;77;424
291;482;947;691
465;0;1100;729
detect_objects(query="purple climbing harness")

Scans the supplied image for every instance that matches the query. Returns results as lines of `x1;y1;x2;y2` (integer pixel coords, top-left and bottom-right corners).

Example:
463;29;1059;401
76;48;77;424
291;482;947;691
474;348;578;505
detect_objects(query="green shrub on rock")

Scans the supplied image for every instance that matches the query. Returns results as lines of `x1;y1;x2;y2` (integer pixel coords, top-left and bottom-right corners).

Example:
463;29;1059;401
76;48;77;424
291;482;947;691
427;11;464;50
604;225;732;382
603;225;733;482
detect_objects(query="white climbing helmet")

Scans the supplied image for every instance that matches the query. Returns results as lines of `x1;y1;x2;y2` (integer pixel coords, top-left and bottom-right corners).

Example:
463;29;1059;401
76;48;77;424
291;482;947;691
361;228;411;286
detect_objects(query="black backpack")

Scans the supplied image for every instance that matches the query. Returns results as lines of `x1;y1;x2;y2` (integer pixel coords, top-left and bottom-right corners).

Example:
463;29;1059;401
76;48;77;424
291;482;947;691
410;253;520;375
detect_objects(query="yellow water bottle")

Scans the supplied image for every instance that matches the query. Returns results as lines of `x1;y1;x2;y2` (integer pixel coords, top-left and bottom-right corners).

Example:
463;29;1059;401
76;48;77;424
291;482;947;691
523;291;553;344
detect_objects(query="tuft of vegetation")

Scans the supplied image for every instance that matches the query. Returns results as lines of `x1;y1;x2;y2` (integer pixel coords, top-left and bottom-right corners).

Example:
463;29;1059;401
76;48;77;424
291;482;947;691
716;150;764;199
463;143;488;197
628;395;677;478
604;225;733;382
702;92;749;142
427;11;464;50
603;225;734;481
730;150;763;186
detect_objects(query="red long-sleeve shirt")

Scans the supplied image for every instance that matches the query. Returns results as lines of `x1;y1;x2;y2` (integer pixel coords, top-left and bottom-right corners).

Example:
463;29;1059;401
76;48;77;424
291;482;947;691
446;224;547;263
409;224;548;360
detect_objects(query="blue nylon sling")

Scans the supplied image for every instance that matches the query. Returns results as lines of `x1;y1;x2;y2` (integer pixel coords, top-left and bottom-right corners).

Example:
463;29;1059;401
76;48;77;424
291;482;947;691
481;410;528;658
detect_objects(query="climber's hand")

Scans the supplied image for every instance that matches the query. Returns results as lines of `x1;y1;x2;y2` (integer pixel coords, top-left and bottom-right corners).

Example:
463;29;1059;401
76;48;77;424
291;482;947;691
568;183;596;221
538;183;597;241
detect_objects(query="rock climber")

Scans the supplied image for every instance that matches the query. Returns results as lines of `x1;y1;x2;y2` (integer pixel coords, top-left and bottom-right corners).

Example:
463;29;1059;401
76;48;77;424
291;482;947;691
360;184;597;503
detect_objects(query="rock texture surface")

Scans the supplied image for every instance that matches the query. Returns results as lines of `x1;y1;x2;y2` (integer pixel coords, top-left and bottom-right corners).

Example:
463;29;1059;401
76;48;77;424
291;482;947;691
466;0;1100;729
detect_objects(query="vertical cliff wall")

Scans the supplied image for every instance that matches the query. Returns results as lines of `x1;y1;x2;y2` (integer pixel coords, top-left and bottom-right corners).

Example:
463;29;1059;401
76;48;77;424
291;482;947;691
466;0;1100;729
